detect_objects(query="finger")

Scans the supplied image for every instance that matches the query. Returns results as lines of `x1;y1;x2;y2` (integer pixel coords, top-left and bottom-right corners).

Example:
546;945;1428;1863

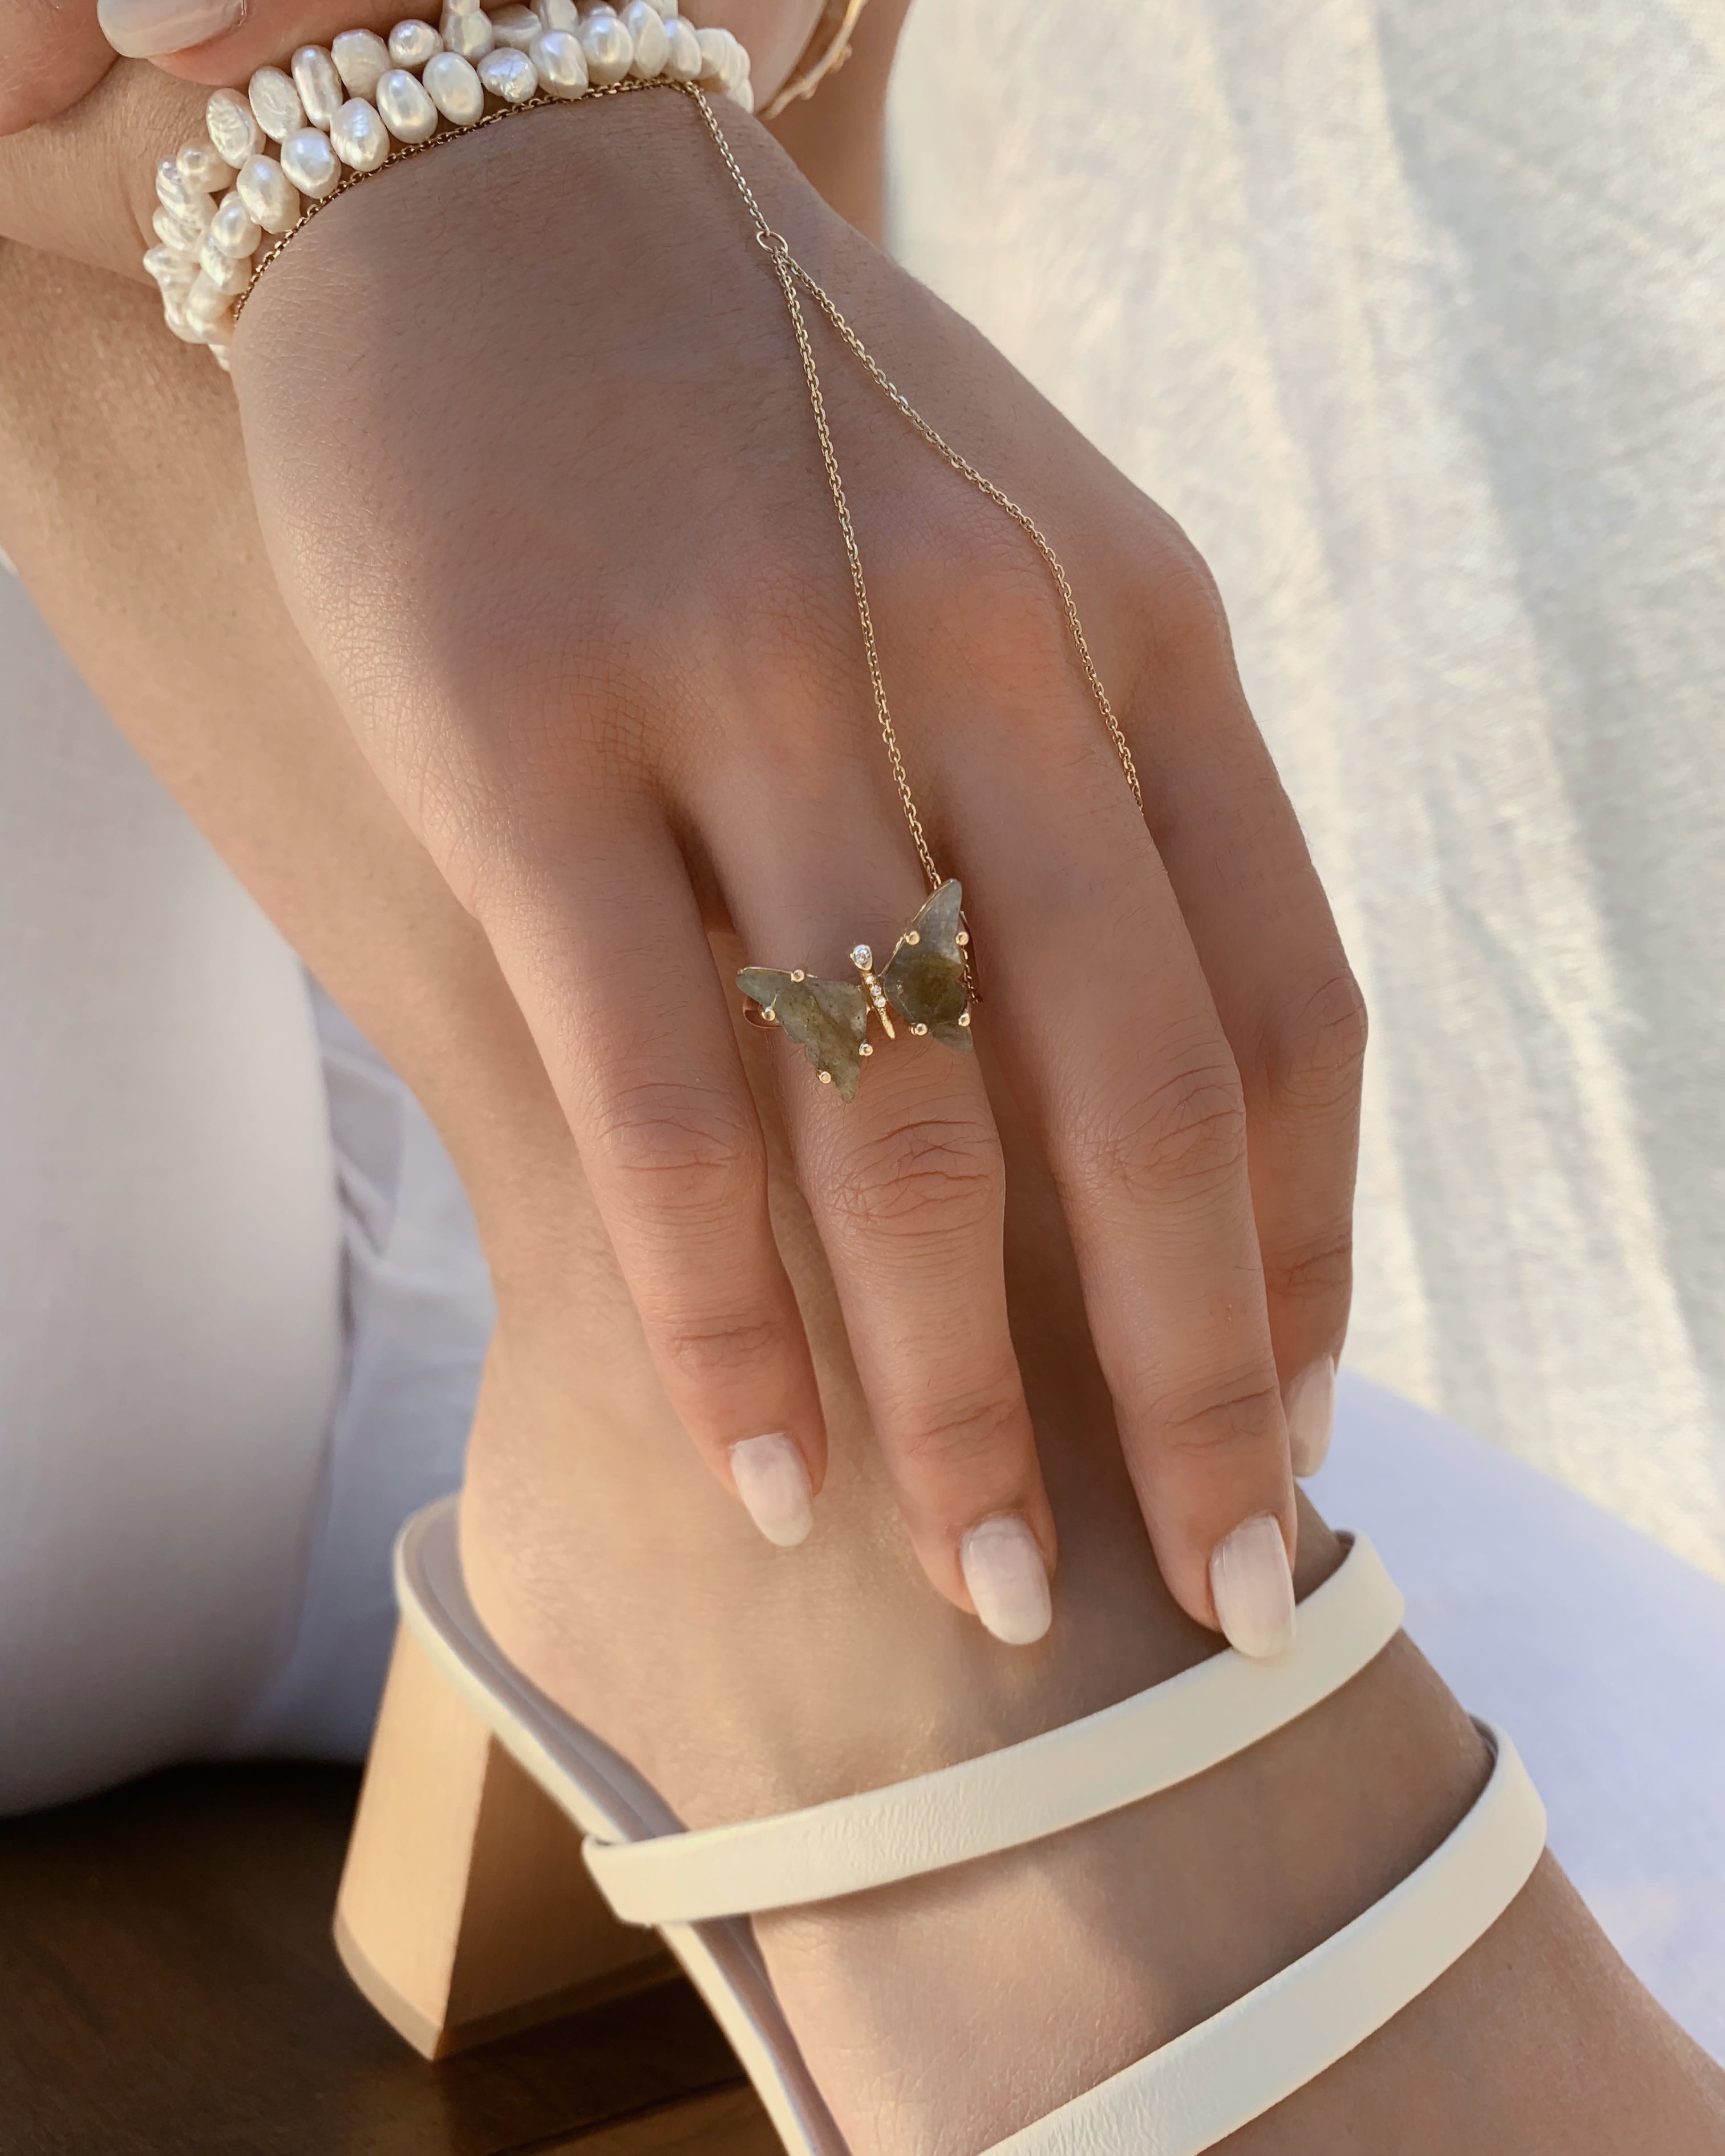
933;663;1297;1655
722;822;1058;1647
101;0;395;70
473;810;830;1551
0;0;118;137
1119;571;1366;1481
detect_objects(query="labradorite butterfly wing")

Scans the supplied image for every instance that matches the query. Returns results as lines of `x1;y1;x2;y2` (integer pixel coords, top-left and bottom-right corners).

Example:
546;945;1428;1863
880;880;972;1052
736;968;870;1101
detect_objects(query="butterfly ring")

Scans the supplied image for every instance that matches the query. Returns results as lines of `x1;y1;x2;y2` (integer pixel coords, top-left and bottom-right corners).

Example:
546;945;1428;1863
737;880;974;1101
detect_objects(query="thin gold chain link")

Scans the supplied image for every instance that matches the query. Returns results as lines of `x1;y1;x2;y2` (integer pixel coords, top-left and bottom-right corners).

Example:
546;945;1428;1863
238;76;1139;873
686;84;1144;852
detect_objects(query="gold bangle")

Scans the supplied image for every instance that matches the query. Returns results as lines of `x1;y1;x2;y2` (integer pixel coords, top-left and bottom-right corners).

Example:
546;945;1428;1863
759;0;871;121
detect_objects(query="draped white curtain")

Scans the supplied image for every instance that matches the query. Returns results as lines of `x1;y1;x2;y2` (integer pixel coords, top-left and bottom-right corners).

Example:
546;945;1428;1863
888;1;1725;1576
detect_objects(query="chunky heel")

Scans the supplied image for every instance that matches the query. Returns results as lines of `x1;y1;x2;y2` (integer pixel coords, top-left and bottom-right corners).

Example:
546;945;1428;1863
334;1625;671;2059
347;1499;1538;2155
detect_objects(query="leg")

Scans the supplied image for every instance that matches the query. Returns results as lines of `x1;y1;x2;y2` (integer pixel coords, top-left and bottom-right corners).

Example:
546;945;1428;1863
2;244;1720;2150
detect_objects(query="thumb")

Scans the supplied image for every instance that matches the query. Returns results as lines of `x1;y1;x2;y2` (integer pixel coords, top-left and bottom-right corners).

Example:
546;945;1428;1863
2;0;118;136
99;0;404;75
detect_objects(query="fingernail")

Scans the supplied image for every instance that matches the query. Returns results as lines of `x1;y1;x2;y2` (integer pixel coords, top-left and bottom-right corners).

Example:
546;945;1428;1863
1285;1355;1337;1477
98;0;242;58
961;1515;1052;1646
729;1434;813;1549
1210;1514;1295;1658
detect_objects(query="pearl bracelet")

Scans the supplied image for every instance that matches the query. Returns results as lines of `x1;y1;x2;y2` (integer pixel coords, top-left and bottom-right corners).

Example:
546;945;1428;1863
142;0;753;369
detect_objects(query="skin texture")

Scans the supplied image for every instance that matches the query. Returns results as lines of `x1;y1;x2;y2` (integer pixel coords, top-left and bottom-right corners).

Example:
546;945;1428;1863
2;237;1722;2156
222;84;1371;1647
0;15;1363;1652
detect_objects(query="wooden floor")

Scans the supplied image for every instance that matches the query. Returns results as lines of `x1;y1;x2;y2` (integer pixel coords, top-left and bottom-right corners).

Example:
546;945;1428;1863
0;1762;779;2155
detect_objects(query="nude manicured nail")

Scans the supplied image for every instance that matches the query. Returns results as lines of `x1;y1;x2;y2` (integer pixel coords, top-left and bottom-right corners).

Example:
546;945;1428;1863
961;1515;1052;1646
1285;1354;1337;1478
729;1434;813;1549
98;0;242;59
1210;1514;1295;1659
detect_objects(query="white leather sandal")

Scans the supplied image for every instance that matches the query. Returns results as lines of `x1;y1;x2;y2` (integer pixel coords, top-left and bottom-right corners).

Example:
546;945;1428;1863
336;1498;1546;2154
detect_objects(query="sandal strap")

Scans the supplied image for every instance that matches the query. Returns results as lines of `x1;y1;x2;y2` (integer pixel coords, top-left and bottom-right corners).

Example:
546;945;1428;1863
585;1535;1404;1925
981;1721;1546;2156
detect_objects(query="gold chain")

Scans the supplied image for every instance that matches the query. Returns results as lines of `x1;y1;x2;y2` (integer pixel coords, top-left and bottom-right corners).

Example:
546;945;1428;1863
234;78;1139;869
684;84;1143;886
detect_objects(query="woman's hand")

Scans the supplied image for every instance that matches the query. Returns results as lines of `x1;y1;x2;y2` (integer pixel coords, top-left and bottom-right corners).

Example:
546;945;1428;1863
229;84;1362;1648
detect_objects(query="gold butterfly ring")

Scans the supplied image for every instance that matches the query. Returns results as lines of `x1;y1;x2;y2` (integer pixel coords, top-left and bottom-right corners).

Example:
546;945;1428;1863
738;880;974;1102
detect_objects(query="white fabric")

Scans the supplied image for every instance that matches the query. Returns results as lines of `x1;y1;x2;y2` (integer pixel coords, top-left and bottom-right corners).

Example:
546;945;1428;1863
1314;1372;1725;2064
586;1535;1403;1924
0;569;343;1810
988;1728;1545;2156
0;573;483;1805
887;0;1725;1582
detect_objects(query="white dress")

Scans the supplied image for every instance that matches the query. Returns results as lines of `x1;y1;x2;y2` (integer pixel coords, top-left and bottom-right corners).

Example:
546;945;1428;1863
2;0;1723;2063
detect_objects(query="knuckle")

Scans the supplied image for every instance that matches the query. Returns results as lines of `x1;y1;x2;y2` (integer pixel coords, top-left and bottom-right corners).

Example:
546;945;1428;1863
655;1308;786;1384
886;1383;1029;1481
1263;969;1370;1115
1076;1051;1249;1210
591;1079;762;1222
1262;1230;1354;1312
1147;1378;1285;1469
820;1113;1004;1240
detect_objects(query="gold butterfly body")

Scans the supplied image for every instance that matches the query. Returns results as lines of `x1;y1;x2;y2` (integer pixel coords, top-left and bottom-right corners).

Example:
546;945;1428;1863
738;880;973;1101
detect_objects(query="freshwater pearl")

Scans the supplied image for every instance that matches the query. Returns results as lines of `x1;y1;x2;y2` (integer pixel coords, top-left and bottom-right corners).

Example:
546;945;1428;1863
535;0;578;30
152;204;209;257
423;48;485;121
205;87;265;166
478;44;538;99
143;245;197;291
331;96;392;169
236;153;301;232
156;161;214;224
292;45;345;128
694;25;727;82
184;270;233;335
640;0;677;17
163;299;205;342
248;66;306;143
198;234;253;294
280;127;342;197
489;5;541;46
177;143;236;194
207;193;262;255
333;27;391;94
529;27;586;92
439;2;493;59
622;0;667;77
577;5;631;82
376;66;439;139
662;15;699;79
387;18;442;67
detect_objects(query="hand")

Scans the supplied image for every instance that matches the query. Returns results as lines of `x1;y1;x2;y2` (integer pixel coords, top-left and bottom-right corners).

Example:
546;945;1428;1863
0;0;115;138
234;88;1360;1648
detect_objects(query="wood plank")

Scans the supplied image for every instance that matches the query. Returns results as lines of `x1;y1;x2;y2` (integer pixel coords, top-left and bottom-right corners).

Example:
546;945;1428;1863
542;2085;779;2154
0;1763;747;2154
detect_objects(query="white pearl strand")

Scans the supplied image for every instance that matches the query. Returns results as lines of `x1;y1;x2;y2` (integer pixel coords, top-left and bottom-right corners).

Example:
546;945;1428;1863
142;0;751;369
